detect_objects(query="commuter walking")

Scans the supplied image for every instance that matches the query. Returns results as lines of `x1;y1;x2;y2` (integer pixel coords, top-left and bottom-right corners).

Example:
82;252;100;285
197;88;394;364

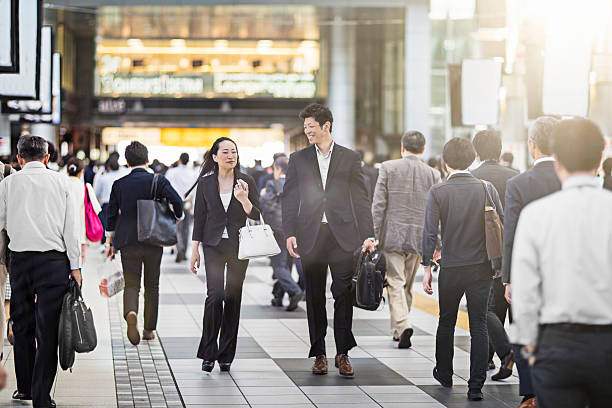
0;135;82;408
500;152;519;172
422;137;502;401
282;103;376;378
260;156;303;311
512;119;612;408
502;116;561;408
471;130;518;378
105;142;183;346
0;159;13;393
66;158;102;265
165;153;197;262
93;156;123;245
372;131;440;348
602;157;612;191
188;137;260;373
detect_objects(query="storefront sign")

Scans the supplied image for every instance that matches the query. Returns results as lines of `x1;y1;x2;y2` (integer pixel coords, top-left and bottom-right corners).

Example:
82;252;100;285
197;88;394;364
98;98;127;114
99;74;205;96
213;73;316;98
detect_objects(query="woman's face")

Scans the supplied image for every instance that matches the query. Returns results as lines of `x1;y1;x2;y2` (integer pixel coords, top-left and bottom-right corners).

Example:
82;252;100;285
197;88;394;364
213;140;238;171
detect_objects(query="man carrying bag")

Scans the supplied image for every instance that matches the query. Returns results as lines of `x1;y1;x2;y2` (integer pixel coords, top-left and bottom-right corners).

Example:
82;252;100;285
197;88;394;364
105;141;183;346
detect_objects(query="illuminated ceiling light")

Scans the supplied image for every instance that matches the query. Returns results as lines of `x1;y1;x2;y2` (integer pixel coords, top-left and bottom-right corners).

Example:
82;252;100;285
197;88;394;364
179;58;190;69
170;39;186;49
214;40;228;49
258;40;273;49
127;38;143;48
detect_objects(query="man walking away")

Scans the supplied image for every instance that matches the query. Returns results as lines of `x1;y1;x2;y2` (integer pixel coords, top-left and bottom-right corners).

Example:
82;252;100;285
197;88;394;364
502;116;561;408
260;156;304;311
0;135;82;408
471;130;518;378
512;119;612;408
165;152;197;262
421;137;502;402
372;131;440;348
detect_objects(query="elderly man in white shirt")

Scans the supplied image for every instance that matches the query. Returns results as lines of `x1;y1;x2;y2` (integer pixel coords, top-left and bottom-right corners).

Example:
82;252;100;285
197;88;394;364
165;152;197;262
0;135;81;408
511;119;612;408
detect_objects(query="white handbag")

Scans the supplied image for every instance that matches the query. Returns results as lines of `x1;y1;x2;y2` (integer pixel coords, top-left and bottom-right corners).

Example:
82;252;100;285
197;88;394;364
238;214;281;260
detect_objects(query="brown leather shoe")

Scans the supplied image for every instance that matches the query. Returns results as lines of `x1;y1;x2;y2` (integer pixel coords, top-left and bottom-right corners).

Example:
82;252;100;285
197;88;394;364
312;355;328;375
518;397;537;408
143;330;155;341
335;354;355;378
125;311;140;346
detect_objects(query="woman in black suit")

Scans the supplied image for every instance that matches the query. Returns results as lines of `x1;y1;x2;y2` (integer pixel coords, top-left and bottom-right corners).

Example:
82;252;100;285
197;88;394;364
188;137;260;372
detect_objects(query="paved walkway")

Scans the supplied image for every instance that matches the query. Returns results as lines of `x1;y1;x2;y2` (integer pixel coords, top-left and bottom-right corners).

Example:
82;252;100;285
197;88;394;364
1;248;522;407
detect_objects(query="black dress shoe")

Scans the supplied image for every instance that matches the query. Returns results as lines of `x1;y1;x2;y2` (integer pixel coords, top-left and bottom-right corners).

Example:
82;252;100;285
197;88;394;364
467;389;484;401
201;361;215;372
12;391;32;400
286;290;304;311
271;297;283;307
219;362;231;372
48;398;57;408
492;350;514;381
398;328;414;349
433;367;452;388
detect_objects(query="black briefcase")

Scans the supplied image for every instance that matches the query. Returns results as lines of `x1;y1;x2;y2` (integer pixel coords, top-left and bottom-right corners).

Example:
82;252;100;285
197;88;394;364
58;284;75;371
352;249;387;311
59;281;97;371
137;173;178;247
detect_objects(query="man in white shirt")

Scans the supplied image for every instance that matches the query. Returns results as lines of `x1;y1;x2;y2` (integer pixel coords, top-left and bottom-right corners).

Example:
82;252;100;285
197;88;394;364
0;135;81;408
165;153;197;262
512;118;612;408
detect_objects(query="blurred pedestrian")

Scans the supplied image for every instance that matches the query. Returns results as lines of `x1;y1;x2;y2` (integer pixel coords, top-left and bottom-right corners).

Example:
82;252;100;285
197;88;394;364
105;142;183;345
512;119;612;408
422;137;502;402
189;137;260;373
165;152;198;263
502;116;561;408
602;157;612;191
94;156;123;245
0;135;82;407
260;156;303;311
66;157;102;265
372;131;440;348
357;149;378;201
501;152;519;172
0;159;15;348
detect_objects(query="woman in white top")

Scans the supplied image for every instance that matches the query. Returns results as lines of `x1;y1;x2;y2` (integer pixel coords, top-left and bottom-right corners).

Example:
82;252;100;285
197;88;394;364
66;158;102;264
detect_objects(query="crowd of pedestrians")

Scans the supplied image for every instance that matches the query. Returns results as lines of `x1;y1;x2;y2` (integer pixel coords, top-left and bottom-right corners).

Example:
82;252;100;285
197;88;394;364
0;101;610;408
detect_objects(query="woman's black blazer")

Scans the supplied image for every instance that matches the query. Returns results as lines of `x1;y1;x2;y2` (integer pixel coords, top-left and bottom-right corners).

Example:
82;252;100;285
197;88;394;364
192;171;261;247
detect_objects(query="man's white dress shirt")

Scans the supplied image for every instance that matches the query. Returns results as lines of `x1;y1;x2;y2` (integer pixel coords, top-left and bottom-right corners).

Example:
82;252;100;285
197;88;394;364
511;175;612;346
0;161;81;269
93;169;125;205
165;164;197;200
315;141;334;223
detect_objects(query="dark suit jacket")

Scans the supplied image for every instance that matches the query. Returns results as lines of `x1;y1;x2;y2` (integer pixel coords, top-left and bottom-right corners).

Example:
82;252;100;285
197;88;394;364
471;160;519;208
282;143;374;255
422;173;503;268
107;168;184;250
501;160;561;283
192;171;260;247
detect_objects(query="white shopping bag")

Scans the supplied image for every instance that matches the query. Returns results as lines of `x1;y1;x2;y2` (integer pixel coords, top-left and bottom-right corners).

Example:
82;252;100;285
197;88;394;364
98;258;125;298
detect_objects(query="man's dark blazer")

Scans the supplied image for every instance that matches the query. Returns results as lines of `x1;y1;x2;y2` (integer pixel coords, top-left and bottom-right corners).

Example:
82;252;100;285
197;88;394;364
501;160;561;283
107;168;184;250
471;160;519;208
282;143;374;256
422;173;503;268
192;171;260;248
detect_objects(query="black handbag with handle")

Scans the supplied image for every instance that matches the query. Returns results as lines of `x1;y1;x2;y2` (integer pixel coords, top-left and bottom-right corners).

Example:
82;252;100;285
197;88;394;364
58;283;75;371
137;173;178;247
352;249;387;311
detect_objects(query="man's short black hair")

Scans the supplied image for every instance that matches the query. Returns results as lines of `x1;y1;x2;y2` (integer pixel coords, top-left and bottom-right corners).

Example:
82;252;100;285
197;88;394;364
273;152;287;161
442;137;476;170
552;119;605;172
274;156;289;174
17;135;48;161
501;152;514;164
472;130;502;161
179;152;189;165
125;141;148;167
402;131;426;154
299;103;333;133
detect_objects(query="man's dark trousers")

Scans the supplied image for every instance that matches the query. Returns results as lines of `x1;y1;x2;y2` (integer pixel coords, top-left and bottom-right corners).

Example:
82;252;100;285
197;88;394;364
10;250;70;408
436;262;491;390
532;326;612;408
487;277;512;361
120;243;163;330
301;224;356;357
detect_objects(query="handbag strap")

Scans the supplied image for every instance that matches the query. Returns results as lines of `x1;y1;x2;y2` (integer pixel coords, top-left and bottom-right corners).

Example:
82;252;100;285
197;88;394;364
480;181;495;210
244;212;265;228
150;173;160;200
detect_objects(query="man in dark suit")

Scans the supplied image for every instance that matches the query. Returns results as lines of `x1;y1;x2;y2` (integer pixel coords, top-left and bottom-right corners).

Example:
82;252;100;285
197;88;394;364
105;141;183;346
502;116;561;408
422;137;502;402
282;103;376;378
471;130;518;379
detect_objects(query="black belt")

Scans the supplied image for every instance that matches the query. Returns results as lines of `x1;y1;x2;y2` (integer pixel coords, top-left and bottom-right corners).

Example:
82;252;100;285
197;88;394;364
541;323;612;333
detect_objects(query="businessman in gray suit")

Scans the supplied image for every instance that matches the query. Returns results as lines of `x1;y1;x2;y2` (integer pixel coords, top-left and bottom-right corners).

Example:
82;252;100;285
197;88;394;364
372;131;441;348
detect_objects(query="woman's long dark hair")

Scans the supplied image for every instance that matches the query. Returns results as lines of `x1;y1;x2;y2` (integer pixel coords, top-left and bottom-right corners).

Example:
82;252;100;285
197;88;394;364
185;136;240;198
